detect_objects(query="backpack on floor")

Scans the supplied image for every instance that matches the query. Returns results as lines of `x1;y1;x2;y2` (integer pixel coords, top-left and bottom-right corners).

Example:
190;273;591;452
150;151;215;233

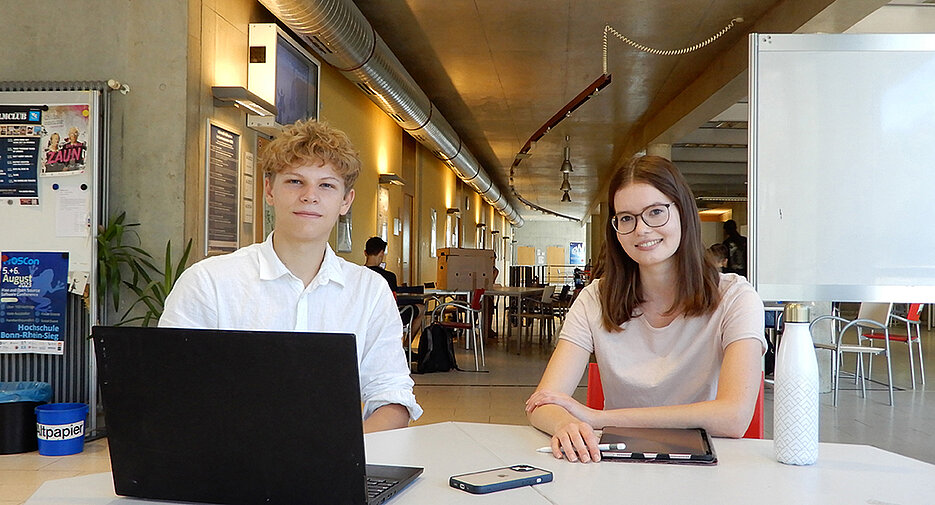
415;323;458;373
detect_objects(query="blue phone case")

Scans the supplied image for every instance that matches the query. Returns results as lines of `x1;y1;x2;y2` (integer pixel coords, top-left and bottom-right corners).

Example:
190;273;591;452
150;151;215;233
449;465;553;494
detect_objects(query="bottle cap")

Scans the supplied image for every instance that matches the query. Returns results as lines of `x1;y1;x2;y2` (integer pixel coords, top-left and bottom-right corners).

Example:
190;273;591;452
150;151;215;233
783;303;810;323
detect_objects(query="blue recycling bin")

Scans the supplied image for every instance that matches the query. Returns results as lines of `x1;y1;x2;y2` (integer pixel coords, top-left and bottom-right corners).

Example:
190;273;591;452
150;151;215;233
35;403;89;456
0;382;52;454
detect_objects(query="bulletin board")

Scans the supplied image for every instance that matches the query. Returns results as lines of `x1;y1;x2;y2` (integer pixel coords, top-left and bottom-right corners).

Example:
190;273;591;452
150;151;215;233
1;90;99;300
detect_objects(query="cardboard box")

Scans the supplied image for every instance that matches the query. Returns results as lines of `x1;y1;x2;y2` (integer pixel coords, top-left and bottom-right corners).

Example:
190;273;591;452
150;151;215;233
436;248;495;291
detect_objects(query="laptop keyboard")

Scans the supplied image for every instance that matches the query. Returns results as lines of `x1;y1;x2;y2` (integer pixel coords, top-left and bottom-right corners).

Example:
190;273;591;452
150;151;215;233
366;476;400;499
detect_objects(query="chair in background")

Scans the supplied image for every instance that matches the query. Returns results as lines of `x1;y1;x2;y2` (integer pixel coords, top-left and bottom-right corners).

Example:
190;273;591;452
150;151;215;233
551;284;573;322
746;374;766;439
516;285;557;348
811;302;894;406
552;284;570;301
586;363;604;410
432;288;486;371
860;303;925;389
585;363;765;439
399;305;417;368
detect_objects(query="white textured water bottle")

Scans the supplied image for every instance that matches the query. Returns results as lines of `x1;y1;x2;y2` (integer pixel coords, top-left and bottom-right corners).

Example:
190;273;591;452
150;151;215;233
773;303;819;465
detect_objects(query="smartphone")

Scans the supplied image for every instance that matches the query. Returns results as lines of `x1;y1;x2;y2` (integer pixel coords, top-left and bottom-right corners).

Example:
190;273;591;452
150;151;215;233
449;464;553;494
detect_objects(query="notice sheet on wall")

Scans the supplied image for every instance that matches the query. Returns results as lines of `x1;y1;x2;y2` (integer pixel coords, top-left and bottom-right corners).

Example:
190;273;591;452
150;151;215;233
205;122;239;254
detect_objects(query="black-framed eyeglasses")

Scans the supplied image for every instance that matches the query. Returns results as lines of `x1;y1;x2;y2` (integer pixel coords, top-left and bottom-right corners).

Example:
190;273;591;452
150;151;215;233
611;203;674;235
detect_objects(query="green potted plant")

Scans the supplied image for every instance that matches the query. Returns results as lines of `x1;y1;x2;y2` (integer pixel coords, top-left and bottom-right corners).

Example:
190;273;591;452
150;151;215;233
121;238;193;326
96;211;192;326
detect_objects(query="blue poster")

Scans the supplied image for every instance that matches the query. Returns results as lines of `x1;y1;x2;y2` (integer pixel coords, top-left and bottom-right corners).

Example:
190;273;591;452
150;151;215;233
0;251;68;354
569;242;585;265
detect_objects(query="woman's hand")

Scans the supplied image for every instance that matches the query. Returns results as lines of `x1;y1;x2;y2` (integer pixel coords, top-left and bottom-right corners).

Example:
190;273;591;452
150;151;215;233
525;389;595;424
547;420;602;463
526;389;605;463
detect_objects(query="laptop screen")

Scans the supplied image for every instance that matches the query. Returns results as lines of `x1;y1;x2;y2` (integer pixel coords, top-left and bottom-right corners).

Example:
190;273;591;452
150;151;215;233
93;326;370;504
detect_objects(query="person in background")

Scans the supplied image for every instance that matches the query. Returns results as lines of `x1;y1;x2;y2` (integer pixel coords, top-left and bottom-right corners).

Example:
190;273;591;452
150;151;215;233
722;219;747;278
573;268;585;290
708;243;729;272
160;120;421;433
525;155;765;463
364;236;397;293
364;236;426;341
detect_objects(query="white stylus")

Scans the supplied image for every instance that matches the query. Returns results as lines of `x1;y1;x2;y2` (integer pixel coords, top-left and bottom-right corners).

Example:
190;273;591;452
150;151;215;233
536;443;626;453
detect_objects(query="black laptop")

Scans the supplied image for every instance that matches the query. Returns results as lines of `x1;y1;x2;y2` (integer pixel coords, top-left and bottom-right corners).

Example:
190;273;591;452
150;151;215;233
92;326;422;505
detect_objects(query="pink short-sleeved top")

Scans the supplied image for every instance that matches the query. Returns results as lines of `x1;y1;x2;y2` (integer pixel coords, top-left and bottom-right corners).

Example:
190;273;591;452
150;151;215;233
559;273;766;409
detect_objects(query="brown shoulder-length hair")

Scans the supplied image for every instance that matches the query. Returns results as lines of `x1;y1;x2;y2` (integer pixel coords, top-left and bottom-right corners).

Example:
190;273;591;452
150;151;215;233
599;155;721;331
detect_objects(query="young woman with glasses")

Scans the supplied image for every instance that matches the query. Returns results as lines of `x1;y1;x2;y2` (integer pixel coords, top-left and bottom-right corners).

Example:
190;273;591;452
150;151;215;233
525;155;765;463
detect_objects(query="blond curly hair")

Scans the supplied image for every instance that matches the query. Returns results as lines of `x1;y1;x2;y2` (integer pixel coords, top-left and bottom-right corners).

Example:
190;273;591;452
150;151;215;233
258;120;360;193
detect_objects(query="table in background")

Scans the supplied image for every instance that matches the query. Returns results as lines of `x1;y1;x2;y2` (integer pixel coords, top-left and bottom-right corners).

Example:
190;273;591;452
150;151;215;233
484;286;545;352
422;288;470;305
24;422;935;504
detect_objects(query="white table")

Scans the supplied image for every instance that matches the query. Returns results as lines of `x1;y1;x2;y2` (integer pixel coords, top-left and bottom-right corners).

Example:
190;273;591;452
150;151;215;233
25;422;935;504
422;288;470;300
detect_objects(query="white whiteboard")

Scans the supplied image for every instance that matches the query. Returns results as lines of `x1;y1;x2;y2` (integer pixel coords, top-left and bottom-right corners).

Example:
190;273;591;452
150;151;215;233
750;34;935;302
0;90;99;294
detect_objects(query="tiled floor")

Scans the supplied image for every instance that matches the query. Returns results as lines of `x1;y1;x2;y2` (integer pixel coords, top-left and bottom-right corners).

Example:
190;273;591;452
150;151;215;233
0;437;110;505
414;319;935;464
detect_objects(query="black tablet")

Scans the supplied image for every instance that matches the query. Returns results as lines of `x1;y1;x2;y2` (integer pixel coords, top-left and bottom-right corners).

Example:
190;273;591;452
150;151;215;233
599;427;718;465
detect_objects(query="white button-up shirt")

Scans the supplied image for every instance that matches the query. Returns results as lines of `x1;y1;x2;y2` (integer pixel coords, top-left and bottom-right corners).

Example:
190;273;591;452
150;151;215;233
159;233;422;421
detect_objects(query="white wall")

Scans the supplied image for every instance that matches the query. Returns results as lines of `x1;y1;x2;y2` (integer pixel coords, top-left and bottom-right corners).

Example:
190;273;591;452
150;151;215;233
513;218;588;265
847;4;935;34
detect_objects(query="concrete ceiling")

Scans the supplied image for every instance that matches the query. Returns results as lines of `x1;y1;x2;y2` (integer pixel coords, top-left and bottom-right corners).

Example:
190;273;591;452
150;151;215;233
351;0;890;221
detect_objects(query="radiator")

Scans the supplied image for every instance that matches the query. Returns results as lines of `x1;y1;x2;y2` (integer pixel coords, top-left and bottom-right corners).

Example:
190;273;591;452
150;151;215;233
0;294;92;406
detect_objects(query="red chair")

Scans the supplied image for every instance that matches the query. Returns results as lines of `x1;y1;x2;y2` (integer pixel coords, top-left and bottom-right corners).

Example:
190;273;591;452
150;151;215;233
585;363;765;439
860;303;925;389
586;363;605;410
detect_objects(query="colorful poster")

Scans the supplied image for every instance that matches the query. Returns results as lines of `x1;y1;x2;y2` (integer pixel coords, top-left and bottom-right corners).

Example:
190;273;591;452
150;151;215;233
569;241;585;265
0;105;44;198
0;251;69;355
40;104;90;175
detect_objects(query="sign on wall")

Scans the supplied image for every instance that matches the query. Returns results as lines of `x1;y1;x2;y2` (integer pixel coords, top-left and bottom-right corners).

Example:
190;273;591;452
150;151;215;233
0;105;44;199
0;251;69;354
205;121;240;254
569;241;585;265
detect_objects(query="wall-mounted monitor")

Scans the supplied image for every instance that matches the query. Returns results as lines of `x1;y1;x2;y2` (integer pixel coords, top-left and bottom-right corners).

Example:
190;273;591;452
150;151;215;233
247;23;320;136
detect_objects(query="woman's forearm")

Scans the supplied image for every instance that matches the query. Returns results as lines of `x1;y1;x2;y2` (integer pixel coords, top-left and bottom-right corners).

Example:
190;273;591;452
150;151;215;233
528;403;583;435
589;398;751;438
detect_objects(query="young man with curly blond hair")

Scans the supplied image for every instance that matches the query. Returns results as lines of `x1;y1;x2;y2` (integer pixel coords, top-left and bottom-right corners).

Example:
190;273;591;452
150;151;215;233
160;120;421;432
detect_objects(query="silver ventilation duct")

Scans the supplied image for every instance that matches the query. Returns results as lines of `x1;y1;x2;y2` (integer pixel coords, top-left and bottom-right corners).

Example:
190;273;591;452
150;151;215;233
258;0;523;227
